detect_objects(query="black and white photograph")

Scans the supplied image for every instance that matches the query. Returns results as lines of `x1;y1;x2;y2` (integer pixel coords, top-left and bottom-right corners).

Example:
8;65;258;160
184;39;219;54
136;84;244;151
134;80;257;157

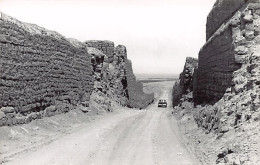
0;0;260;164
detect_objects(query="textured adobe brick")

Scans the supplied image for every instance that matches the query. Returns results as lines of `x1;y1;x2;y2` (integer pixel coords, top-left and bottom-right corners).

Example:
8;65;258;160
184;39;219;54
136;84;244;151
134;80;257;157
194;28;241;105
0;12;93;126
0;12;154;127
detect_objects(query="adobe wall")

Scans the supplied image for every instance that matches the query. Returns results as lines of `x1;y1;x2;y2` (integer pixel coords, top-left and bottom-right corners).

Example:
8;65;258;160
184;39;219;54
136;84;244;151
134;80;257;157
172;57;198;107
194;1;260;105
206;0;248;40
0;13;93;126
0;13;154;127
125;60;154;109
194;28;241;104
85;40;115;63
90;45;129;107
194;1;260;133
179;57;198;94
86;41;154;109
174;3;260;162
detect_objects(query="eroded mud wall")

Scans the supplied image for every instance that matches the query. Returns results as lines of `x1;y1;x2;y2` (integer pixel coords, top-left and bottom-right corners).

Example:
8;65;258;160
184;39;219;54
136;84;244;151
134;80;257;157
85;40;115;63
86;40;154;109
194;1;260;105
0;13;154;127
206;0;248;40
0;13;93;126
125;60;154;109
88;45;129;107
172;57;198;107
194;28;241;105
194;1;260;133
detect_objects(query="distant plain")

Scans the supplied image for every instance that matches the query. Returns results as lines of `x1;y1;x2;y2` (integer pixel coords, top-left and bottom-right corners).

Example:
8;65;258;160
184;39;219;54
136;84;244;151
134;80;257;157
136;73;178;83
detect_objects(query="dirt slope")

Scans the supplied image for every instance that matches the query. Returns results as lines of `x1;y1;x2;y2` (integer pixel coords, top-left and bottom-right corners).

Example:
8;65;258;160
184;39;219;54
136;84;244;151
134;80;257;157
1;81;198;165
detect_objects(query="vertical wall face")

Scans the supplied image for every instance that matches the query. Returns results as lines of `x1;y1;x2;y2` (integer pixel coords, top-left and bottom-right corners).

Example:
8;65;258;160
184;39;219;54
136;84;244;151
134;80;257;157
85;41;154;109
89;45;129;106
0;13;93;126
206;0;247;40
195;1;260;105
0;13;154;126
194;28;241;104
179;57;198;94
188;2;260;162
125;60;154;109
172;57;198;107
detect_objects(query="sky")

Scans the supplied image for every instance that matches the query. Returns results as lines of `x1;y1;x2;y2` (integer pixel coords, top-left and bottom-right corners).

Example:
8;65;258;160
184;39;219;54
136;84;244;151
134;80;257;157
0;0;216;75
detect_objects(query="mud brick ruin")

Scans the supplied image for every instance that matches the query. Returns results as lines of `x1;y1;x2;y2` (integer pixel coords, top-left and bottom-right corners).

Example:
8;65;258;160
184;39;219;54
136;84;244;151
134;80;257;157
0;13;94;126
172;57;198;107
85;40;154;108
174;0;260;135
0;12;154;126
171;1;260;163
194;0;260;105
206;0;252;40
125;59;154;109
85;40;115;63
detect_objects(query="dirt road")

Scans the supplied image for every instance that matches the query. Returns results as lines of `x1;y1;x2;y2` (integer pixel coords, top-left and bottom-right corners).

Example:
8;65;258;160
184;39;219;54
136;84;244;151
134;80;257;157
3;82;198;165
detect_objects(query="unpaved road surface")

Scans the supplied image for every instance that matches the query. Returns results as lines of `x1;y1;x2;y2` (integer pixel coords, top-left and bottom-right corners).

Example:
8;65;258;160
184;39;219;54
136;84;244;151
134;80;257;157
3;83;198;165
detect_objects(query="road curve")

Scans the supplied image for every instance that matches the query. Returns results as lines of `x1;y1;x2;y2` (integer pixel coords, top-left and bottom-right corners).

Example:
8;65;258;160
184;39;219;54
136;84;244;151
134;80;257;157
4;90;198;165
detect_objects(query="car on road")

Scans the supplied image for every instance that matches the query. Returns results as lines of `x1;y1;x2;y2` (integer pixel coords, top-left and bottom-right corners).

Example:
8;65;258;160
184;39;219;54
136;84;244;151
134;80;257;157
158;100;167;108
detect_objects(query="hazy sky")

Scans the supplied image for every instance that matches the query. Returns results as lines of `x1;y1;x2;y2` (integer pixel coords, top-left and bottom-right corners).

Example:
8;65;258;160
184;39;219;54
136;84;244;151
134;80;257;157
0;0;216;75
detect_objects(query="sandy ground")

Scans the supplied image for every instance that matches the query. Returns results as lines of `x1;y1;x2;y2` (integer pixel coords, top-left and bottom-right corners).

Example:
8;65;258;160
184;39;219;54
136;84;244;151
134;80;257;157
0;81;199;165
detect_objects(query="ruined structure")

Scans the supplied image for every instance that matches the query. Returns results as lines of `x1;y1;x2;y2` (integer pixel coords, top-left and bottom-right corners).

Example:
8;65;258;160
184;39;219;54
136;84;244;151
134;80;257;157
172;57;198;107
194;0;260;105
193;0;260;136
172;1;260;163
0;13;93;126
206;0;251;40
125;59;154;109
85;41;154;109
85;40;114;63
179;1;260;164
87;43;128;108
0;13;154;126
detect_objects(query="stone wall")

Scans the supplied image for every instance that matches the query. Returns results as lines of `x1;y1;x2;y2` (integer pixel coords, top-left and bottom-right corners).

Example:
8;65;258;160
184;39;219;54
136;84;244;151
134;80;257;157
0;13;93;126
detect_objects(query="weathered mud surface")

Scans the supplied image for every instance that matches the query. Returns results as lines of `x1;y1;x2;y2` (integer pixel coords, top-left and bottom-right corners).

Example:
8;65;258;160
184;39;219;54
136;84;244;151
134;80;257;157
171;1;260;164
0;12;154;127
